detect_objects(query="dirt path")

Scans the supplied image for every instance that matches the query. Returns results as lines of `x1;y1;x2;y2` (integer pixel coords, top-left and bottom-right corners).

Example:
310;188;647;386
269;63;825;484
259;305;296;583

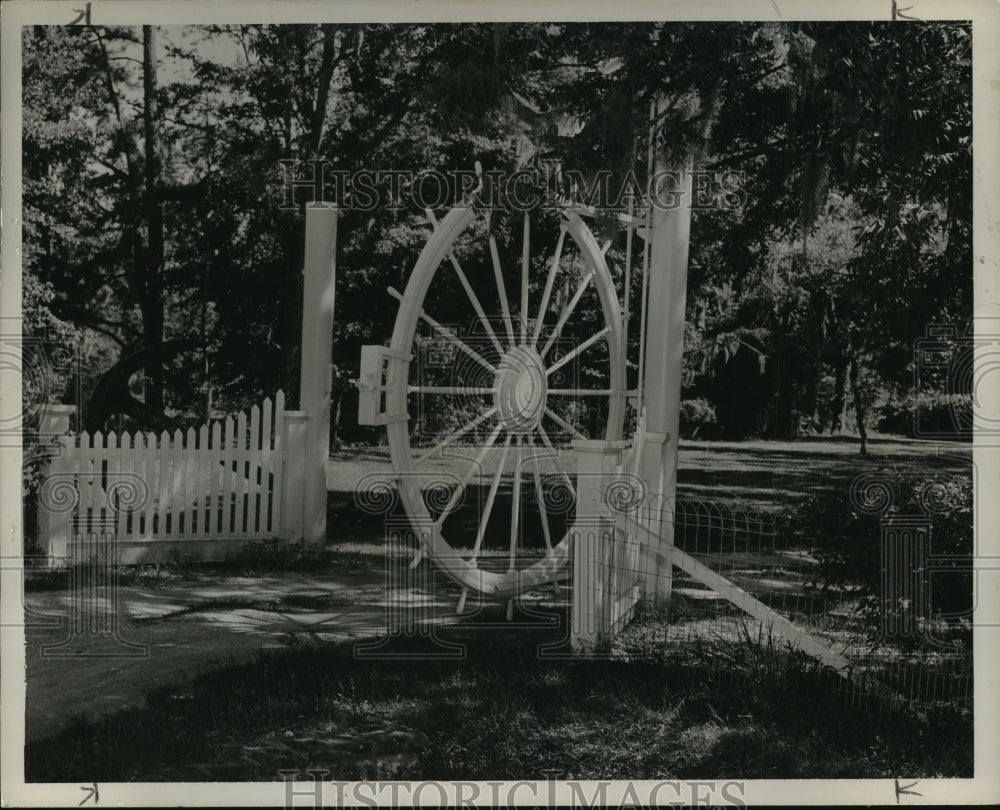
24;567;395;743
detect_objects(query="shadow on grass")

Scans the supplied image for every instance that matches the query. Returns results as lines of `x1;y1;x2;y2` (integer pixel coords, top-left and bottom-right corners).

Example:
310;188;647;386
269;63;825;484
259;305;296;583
676;443;970;510
26;627;972;783
326;440;973;532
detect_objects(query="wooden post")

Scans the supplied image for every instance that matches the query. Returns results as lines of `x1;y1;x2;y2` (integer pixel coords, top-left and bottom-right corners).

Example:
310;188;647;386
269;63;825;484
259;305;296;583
640;146;694;606
281;411;309;541
36;404;77;566
299;204;338;546
570;439;625;653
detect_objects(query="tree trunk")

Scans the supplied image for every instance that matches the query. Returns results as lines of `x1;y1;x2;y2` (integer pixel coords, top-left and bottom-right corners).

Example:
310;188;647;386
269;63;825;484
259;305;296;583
801;365;819;434
142;25;165;411
773;313;794;438
829;356;847;433
849;355;869;455
330;388;342;449
310;25;340;157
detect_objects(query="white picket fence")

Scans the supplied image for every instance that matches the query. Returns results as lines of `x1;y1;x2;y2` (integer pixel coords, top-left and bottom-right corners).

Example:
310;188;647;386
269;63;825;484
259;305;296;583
36;391;310;565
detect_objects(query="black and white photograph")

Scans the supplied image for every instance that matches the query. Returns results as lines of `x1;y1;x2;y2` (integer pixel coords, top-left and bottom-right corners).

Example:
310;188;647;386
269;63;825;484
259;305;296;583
2;0;999;806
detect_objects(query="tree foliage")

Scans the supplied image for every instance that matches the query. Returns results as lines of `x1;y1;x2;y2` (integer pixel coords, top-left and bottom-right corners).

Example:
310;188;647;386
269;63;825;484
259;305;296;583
22;21;971;449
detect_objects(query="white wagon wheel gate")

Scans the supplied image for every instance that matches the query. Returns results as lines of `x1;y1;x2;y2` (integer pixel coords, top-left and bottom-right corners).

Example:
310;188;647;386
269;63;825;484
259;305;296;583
354;168;856;677
361;192;631;602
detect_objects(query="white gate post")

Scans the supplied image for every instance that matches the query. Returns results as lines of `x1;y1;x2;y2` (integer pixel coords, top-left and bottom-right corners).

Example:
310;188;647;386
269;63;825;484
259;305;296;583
571;439;626;653
36;404;77;565
640;145;694;606
299;204;338;546
281;410;309;541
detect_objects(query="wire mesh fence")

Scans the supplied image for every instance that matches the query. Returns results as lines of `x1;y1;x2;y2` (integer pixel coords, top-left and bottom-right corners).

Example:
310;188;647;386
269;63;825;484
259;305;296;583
590;494;972;718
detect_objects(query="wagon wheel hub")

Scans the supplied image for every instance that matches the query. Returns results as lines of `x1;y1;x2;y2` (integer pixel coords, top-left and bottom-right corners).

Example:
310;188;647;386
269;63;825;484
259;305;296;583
494;345;547;433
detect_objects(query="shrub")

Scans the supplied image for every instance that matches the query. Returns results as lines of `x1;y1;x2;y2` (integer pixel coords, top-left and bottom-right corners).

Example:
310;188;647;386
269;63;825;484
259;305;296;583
781;470;973;645
679;398;718;438
877;390;972;440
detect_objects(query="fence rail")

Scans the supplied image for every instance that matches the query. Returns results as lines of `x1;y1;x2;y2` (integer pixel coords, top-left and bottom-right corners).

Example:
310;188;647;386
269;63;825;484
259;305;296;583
36;391;309;564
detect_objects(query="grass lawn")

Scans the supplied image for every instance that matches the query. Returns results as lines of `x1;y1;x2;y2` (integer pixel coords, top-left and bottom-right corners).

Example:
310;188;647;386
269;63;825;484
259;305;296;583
329;433;971;517
25;435;974;781
26;622;972;782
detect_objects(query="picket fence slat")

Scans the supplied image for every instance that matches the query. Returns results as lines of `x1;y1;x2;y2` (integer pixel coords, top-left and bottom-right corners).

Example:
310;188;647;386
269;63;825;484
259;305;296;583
208;422;222;538
131;432;144;541
125;431;135;537
156;430;170;537
76;431;87;528
197;425;209;537
235;411;249;535
177;428;188;538
115;431;127;540
221;417;236;537
260;397;273;536
249;404;261;535
104;431;113;525
182;427;195;539
143;432;156;537
80;431;94;528
208;423;219;536
131;431;142;539
168;429;181;536
272;390;285;536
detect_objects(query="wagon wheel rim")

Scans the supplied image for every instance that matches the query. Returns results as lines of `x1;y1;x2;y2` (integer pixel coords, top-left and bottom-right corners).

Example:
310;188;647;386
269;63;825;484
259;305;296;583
384;201;627;599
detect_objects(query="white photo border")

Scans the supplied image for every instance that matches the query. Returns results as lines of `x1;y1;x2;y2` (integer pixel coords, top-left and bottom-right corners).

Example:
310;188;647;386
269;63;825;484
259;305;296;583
2;0;998;806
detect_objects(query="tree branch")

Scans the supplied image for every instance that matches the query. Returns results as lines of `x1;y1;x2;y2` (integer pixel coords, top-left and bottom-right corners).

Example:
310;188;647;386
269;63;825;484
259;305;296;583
310;24;340;156
86;26;139;185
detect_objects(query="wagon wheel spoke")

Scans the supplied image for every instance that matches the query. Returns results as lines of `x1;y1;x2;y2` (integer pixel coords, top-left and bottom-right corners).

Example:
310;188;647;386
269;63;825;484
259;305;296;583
487;213;516;348
543;407;586;441
547;388;620;396
537;424;577;501
432;422;503;528
546;326;611;377
389;286;496;373
530;226;567;349
539;269;594;360
468;433;512;564
527;432;555;557
408;386;496;396
425;208;505;355
414;407;497;465
508;433;525;572
520;211;530;343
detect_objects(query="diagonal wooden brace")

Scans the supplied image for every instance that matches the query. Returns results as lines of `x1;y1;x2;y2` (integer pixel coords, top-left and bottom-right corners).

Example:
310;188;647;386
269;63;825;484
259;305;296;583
626;516;854;675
